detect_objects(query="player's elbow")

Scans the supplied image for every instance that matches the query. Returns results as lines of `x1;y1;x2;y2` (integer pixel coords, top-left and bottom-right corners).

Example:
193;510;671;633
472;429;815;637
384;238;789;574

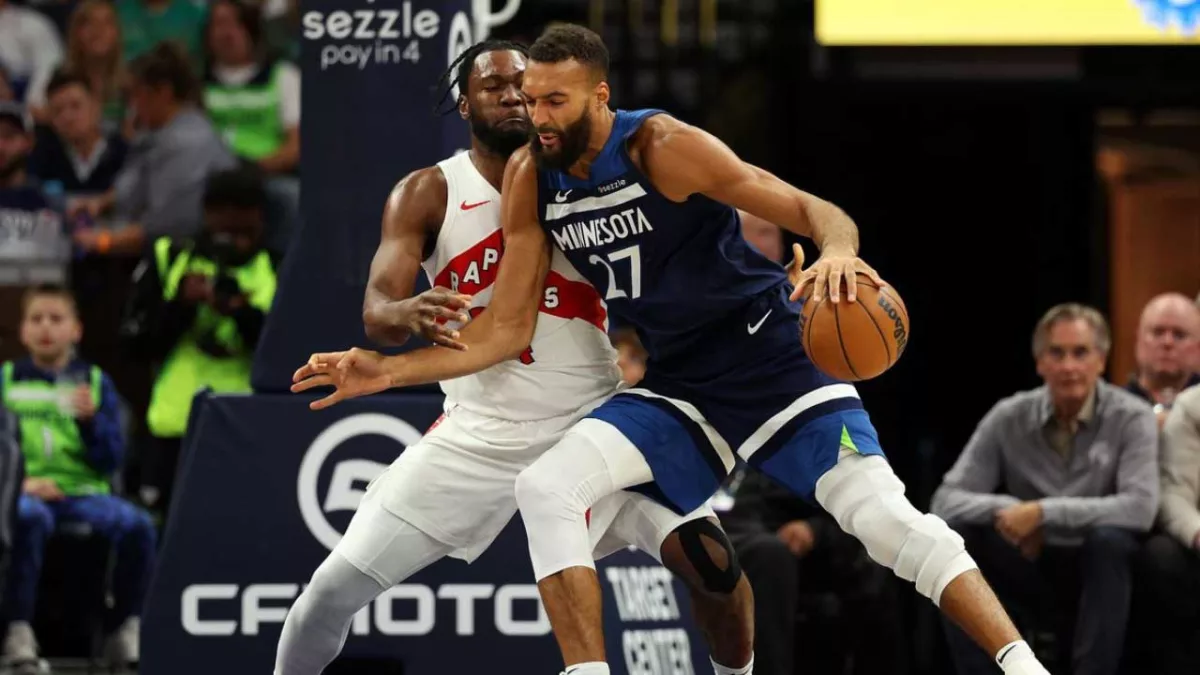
362;308;410;347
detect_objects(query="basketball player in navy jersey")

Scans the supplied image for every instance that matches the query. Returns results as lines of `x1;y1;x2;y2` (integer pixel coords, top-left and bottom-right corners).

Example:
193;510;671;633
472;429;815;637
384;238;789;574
281;40;757;675
294;25;1052;675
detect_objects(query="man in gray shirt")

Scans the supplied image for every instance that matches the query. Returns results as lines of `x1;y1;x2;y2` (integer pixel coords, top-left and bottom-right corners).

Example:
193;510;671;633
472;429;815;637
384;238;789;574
70;42;236;257
932;303;1158;675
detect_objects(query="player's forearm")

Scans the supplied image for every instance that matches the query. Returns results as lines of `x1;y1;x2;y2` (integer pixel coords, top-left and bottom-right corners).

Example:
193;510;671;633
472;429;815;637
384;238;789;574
801;195;858;256
362;299;415;346
384;314;532;387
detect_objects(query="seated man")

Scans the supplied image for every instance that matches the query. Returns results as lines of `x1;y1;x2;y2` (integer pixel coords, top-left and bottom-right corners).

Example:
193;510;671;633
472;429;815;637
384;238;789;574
931;303;1158;675
1124;293;1200;427
0;284;155;669
1137;383;1200;675
722;469;904;675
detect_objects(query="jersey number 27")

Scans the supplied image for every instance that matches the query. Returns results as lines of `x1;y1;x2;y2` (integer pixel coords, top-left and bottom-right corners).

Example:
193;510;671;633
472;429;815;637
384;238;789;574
588;245;642;300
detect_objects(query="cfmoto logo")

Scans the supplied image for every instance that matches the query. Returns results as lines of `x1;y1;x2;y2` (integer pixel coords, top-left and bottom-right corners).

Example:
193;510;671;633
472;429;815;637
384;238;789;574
297;413;423;551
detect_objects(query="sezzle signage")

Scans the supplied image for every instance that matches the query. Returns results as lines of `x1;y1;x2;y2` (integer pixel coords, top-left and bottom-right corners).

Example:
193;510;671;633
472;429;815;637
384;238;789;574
302;0;522;71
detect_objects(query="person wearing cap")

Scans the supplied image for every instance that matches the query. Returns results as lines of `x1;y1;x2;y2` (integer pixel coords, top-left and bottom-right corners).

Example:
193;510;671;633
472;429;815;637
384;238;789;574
0;102;70;362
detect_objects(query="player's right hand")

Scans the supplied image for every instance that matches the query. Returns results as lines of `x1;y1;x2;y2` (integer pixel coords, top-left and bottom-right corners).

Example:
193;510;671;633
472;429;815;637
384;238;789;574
401;287;473;350
291;348;394;410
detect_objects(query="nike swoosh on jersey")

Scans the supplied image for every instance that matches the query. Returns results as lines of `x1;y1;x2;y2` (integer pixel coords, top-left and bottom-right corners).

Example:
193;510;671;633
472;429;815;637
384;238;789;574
554;190;572;203
747;309;772;334
461;200;490;211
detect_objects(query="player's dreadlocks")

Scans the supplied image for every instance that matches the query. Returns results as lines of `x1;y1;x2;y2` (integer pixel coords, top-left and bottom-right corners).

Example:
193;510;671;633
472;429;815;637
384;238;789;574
433;39;529;116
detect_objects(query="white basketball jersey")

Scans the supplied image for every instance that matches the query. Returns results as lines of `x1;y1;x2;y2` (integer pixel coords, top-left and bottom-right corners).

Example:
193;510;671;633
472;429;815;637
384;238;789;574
421;151;622;421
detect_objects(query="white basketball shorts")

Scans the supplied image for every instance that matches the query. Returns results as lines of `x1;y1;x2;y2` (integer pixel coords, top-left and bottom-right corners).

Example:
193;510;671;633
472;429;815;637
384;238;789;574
338;397;715;573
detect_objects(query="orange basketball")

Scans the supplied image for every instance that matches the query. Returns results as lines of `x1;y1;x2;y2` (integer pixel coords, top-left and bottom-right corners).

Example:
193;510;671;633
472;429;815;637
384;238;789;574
799;274;910;381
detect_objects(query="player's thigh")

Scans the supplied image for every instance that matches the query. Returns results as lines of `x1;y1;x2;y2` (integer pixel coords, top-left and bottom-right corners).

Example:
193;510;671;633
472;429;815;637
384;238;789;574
370;411;576;560
575;392;733;515
743;407;886;503
515;416;657;516
369;417;527;545
333;494;455;588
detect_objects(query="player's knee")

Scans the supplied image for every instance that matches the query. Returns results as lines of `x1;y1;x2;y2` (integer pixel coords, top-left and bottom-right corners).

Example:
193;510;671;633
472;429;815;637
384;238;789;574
514;463;574;521
301;554;365;616
818;455;975;604
661;518;742;596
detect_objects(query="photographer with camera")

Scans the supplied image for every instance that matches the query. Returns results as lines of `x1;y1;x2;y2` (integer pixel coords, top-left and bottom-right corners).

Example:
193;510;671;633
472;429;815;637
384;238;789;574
120;167;276;515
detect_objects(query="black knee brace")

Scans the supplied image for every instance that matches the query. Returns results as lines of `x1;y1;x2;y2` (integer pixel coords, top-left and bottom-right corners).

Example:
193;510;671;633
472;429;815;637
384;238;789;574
675;518;742;594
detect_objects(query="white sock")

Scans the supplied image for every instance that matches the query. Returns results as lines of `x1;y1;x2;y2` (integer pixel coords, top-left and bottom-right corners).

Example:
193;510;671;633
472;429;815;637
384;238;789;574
996;640;1050;675
563;663;609;675
712;653;754;675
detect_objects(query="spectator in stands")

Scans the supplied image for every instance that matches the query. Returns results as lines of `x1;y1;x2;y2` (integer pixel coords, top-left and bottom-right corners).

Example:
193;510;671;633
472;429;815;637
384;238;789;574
203;0;299;176
71;42;235;257
1125;293;1200;427
931;303;1157;675
1136;382;1200;674
115;0;208;66
0;103;70;363
0;284;154;670
120;167;276;512
722;471;905;675
28;71;128;198
0;0;64;102
26;0;129;134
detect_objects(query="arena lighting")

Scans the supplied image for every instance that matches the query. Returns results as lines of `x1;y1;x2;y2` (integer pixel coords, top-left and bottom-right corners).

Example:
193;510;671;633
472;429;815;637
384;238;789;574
816;0;1200;46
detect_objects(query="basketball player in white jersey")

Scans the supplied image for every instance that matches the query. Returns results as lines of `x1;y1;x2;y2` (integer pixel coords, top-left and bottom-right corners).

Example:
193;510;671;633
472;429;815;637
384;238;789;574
274;42;755;675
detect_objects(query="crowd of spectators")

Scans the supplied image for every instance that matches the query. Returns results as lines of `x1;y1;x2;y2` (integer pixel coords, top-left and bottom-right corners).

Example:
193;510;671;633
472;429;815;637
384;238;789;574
0;0;293;668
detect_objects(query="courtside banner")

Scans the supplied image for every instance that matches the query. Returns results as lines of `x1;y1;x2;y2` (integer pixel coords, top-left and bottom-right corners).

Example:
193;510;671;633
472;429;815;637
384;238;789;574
142;392;706;675
254;0;523;392
817;0;1200;45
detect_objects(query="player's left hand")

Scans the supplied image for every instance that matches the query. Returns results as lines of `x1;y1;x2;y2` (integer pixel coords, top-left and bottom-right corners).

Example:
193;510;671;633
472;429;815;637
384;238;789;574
291;348;394;410
789;247;886;304
995;501;1043;546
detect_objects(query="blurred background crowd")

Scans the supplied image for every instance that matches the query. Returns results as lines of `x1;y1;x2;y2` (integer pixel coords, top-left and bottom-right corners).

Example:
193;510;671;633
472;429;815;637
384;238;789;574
0;0;1199;674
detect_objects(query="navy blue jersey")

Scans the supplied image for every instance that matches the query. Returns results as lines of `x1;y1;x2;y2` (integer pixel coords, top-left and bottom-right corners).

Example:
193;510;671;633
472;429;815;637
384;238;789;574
537;109;785;366
533;108;885;515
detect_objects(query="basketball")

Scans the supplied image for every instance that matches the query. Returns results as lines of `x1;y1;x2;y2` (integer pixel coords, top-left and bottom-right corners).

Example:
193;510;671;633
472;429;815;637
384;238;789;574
799;274;910;381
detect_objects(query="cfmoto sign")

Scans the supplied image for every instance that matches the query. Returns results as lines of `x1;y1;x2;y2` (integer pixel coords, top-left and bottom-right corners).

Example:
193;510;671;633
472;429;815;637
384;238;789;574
297;413;423;551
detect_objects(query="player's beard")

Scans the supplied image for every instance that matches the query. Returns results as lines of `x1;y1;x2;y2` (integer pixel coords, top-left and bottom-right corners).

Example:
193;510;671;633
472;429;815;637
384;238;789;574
471;113;530;158
530;107;592;172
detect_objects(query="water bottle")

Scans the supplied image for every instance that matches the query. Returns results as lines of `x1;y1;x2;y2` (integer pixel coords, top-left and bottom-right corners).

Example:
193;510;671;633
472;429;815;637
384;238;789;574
55;369;85;417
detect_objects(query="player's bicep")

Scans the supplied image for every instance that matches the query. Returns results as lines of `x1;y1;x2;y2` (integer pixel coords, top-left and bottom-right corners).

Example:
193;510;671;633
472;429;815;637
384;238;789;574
649;125;815;237
488;149;550;335
364;170;440;310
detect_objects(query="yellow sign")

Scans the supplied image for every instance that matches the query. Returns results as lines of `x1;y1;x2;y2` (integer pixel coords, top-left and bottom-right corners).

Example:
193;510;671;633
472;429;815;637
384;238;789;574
816;0;1200;45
